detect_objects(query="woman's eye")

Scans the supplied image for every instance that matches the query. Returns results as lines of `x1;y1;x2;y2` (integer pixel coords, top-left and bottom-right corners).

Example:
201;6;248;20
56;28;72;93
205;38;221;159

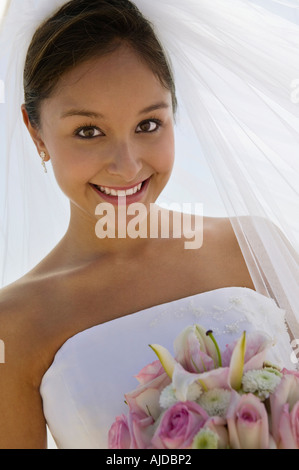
76;126;103;139
136;120;161;133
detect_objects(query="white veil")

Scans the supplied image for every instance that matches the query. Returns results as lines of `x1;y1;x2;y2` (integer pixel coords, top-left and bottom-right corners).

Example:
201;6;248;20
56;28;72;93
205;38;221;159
0;0;299;343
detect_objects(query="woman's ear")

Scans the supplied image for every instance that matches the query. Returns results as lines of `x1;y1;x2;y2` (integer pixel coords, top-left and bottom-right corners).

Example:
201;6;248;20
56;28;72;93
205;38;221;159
21;104;49;159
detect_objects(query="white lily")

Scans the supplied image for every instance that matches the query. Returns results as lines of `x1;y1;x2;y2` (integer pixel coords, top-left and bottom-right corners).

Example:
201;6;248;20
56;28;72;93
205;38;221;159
229;331;246;391
172;363;203;402
149;344;177;378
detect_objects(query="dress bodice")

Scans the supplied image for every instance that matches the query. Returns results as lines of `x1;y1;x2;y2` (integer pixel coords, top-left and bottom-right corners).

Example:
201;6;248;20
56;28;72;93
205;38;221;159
40;287;293;449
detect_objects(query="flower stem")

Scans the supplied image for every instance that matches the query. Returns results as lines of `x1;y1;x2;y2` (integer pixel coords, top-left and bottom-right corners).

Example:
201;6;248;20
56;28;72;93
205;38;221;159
206;330;222;367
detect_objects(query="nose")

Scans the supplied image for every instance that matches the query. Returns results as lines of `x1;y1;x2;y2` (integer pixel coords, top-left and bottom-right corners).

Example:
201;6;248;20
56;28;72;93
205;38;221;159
106;141;143;182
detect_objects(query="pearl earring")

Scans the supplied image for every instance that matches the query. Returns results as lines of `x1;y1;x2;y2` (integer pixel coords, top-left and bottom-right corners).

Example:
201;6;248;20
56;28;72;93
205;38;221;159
40;151;48;173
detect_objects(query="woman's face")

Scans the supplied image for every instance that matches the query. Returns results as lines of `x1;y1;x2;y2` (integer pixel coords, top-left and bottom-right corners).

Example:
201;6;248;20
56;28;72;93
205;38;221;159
37;45;175;222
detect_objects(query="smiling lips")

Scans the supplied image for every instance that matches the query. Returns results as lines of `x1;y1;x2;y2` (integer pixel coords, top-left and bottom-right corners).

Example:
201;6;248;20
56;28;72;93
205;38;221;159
93;181;143;196
91;177;150;201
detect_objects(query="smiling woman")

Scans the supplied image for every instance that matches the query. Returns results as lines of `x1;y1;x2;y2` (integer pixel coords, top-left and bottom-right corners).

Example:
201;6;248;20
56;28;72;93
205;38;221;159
22;45;176;239
0;0;298;450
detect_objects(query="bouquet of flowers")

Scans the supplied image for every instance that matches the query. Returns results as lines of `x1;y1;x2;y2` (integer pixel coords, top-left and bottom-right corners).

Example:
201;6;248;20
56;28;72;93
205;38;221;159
108;325;299;449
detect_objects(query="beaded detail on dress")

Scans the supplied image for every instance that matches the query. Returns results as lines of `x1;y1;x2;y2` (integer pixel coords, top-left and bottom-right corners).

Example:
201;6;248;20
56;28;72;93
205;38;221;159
148;290;288;343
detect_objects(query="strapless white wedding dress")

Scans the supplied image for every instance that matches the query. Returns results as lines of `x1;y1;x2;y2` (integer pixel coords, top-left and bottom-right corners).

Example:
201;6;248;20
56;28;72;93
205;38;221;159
40;287;294;449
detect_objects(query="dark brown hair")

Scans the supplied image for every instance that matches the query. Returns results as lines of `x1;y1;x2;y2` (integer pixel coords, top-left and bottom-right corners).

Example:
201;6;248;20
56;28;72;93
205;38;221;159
23;0;177;128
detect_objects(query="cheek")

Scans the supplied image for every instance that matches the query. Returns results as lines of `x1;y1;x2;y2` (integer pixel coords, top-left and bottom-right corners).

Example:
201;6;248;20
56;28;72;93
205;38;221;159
149;130;175;174
47;140;98;187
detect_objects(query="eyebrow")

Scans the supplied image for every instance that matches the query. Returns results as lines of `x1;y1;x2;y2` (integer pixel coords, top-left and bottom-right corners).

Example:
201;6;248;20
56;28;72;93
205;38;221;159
60;102;170;119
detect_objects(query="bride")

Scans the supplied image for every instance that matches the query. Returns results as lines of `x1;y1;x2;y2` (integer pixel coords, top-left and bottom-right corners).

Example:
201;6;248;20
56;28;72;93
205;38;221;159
0;0;298;449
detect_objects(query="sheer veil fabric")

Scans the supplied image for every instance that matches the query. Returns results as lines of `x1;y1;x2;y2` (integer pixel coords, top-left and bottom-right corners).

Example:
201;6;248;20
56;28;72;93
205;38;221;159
0;0;299;348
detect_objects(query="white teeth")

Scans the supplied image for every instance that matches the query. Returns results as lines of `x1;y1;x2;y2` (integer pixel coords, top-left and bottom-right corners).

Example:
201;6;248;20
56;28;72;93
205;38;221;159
95;182;144;196
100;186;111;195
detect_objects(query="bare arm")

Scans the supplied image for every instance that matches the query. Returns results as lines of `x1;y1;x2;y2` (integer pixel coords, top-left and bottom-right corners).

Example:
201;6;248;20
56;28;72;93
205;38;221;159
0;304;47;449
0;366;47;449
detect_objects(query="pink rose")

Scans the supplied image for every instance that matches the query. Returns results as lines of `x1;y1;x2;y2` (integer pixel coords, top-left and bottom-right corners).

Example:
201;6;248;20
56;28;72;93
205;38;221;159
204;416;229;449
108;414;131;449
125;371;170;421
227;391;270;449
135;360;165;385
278;402;299;449
127;412;155;449
151;401;209;449
270;373;299;444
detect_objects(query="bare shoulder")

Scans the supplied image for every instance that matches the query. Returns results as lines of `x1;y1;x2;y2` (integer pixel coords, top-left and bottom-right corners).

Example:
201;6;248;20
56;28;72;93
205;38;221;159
202;216;255;289
0;280;40;369
0;279;49;448
0;272;63;376
203;216;239;245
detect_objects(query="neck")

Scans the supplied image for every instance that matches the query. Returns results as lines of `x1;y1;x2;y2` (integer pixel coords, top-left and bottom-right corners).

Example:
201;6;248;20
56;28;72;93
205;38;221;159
60;201;157;264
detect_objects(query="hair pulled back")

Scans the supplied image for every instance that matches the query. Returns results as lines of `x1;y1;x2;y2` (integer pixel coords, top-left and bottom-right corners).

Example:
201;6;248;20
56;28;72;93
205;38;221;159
23;0;177;128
